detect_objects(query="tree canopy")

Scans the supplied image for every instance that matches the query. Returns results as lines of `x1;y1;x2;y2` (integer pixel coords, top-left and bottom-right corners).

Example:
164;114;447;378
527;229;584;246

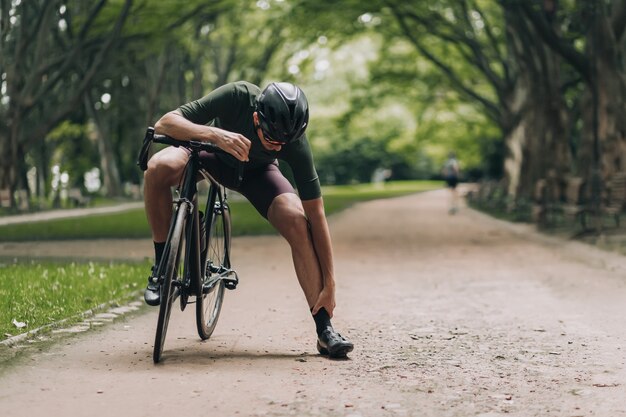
1;0;625;209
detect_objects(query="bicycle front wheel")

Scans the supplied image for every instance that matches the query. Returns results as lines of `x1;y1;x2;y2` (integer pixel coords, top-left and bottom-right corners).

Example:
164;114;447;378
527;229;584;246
153;204;188;363
196;188;230;340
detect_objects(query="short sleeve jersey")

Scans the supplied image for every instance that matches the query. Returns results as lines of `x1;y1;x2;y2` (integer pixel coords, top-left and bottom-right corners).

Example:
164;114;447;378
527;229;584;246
443;158;459;178
177;81;321;200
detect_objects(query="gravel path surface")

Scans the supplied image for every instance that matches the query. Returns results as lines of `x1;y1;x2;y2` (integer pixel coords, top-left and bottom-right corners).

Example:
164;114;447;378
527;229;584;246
1;189;625;417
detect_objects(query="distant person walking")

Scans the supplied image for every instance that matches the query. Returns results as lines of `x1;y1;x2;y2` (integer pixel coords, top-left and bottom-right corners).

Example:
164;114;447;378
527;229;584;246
442;152;460;214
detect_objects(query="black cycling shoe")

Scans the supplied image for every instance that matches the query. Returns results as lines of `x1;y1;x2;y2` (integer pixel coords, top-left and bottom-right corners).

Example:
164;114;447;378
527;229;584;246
144;267;160;306
317;327;354;358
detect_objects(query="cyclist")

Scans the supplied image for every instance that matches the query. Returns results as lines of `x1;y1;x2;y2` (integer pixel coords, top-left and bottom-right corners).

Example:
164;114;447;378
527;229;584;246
143;81;354;358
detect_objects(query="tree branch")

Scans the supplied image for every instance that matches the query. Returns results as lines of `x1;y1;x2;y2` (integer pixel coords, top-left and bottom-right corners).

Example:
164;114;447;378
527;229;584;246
401;5;506;94
387;3;502;123
468;0;511;85
515;0;591;81
23;0;133;147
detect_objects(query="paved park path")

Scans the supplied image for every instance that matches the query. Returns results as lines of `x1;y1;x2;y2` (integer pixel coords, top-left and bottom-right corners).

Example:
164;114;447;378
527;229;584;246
1;189;625;416
0;201;144;226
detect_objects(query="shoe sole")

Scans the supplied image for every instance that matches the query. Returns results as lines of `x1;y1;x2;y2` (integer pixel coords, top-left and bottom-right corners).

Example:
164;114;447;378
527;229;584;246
317;340;354;358
144;291;161;306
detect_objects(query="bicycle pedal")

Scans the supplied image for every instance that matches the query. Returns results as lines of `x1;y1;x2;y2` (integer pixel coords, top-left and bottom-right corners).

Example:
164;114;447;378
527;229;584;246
224;277;238;290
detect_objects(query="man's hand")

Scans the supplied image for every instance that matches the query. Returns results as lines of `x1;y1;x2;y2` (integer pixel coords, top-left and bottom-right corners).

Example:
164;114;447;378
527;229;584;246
216;129;251;162
312;286;336;318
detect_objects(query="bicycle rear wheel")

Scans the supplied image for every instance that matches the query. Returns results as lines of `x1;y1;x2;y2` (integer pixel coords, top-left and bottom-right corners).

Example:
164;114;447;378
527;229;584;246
153;204;188;363
196;187;230;340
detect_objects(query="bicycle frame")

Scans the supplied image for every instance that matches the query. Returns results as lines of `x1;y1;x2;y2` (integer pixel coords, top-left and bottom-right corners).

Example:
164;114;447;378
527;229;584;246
175;148;203;295
138;128;239;362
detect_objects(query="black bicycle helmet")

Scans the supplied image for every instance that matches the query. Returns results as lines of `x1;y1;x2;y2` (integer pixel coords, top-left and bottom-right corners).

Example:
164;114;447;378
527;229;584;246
256;82;309;144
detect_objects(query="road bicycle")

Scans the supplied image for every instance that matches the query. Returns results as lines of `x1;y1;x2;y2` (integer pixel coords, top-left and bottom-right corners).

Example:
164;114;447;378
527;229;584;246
137;127;241;363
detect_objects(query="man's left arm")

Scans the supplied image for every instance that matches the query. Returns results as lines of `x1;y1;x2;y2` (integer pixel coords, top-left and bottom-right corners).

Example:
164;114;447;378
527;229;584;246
302;197;337;317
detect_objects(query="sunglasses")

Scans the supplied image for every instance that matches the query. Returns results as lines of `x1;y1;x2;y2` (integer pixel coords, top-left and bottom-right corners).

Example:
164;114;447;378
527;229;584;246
261;129;286;146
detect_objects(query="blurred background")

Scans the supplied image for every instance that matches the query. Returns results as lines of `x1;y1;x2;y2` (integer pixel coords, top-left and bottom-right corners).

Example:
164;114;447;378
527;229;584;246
0;0;624;227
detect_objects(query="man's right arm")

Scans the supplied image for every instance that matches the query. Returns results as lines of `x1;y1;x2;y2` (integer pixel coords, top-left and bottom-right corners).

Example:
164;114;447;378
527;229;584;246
155;110;250;162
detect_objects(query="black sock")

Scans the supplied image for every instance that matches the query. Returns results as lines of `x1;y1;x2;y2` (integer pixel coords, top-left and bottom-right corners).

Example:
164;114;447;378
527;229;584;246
154;241;166;266
312;307;333;336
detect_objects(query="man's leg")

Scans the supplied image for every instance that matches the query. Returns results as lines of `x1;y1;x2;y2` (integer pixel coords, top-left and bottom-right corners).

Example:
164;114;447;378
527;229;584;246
267;193;322;307
267;193;353;358
142;146;188;305
449;181;459;214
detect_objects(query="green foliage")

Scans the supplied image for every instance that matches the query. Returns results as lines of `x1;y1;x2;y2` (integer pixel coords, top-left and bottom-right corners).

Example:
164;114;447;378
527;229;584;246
47;121;97;188
300;32;497;180
5;0;512;204
290;0;508;179
0;261;149;339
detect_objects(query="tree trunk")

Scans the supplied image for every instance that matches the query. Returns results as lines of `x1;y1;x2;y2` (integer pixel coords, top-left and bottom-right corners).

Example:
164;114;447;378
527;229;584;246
84;93;123;197
503;4;570;201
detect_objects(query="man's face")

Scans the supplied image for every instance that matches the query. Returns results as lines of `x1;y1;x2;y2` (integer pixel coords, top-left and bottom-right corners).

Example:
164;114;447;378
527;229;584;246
254;112;282;151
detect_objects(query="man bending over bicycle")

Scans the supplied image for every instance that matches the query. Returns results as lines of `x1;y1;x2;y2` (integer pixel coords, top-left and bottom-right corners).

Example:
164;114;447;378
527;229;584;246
143;81;353;358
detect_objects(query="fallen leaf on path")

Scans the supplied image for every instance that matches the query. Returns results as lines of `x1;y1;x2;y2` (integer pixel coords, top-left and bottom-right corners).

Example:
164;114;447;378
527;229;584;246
11;319;26;328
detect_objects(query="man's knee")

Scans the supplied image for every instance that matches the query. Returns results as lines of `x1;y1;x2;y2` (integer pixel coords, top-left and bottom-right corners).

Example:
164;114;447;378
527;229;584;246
270;195;309;240
278;209;309;241
144;149;186;186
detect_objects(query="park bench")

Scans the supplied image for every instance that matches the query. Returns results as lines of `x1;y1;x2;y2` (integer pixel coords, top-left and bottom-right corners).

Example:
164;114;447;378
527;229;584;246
601;172;626;227
0;188;10;208
532;177;563;227
124;183;142;200
68;188;91;207
15;189;29;211
476;180;507;209
531;179;548;226
562;177;587;228
0;188;30;211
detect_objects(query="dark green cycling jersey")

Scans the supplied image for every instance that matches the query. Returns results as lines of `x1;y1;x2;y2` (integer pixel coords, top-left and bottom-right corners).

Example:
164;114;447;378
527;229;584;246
178;81;321;200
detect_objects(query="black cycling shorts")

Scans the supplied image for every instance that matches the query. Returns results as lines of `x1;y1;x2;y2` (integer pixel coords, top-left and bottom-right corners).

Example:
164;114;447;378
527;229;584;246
198;151;296;218
445;176;459;189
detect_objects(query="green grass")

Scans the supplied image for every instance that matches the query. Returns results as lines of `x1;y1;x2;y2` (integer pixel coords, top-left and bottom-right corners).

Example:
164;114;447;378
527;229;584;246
321;180;442;214
0;261;149;340
0;180;442;241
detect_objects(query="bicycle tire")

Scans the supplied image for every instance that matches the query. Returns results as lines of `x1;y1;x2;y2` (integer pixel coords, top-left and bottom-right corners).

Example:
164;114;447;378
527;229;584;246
196;186;230;340
153;204;188;363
